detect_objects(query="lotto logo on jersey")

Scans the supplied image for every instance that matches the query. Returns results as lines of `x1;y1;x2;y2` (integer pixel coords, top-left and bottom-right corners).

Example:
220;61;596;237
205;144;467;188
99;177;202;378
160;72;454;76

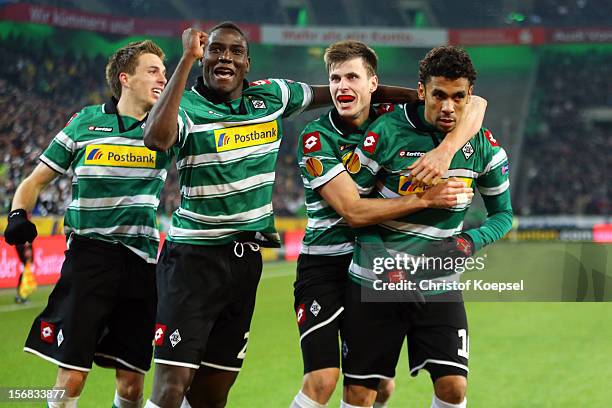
376;103;395;115
362;131;379;154
214;121;278;152
484;129;498;147
296;304;306;325
84;145;156;168
342;152;361;174
302;131;322;153
154;324;166;346
249;79;271;86
40;321;55;344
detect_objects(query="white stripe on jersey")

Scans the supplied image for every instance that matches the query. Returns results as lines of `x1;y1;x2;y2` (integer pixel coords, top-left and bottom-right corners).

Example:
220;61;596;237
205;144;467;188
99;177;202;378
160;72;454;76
478;179;510;196
355;148;380;175
168;226;241;239
176;203;273;224
74;136;145;150
40;155;68;175
300;242;354;255
306;216;348;230
177;140;281;169
305;199;329;212
481;148;508;175
53;130;76;153
68;195;159;210
181;172;276;198
66;225;160;240
75;166;167;179
308;163;345;189
379;220;464;239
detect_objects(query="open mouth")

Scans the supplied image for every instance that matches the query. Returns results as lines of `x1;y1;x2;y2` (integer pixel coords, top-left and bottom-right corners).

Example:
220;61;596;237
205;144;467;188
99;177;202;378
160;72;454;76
152;88;163;96
336;95;355;105
438;118;454;127
214;67;235;80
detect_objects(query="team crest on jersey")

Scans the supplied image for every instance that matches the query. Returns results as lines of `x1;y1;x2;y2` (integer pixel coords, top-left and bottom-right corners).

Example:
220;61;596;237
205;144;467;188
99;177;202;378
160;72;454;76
342;151;361;174
462;142;474;160
362;131;380;154
484;129;498;146
302;131;322;153
40;321;55;344
154;324;166;346
296;304;306;325
88;126;113;132
251;99;266;109
214;121;278;152
305;158;324;178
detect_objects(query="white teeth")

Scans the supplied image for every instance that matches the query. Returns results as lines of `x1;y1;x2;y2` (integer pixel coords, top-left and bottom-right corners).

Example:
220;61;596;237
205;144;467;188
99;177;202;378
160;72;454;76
153;89;162;95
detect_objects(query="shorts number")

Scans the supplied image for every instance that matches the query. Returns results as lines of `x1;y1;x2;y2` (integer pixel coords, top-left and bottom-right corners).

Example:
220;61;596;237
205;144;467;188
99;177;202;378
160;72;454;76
237;332;249;360
457;329;469;359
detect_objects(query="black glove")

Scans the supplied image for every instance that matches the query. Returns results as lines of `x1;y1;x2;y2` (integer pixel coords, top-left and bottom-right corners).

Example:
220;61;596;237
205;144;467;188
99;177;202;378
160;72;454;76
4;209;38;245
419;234;475;280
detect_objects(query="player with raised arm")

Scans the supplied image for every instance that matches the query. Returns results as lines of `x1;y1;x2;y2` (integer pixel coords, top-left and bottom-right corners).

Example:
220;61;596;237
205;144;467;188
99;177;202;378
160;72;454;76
340;46;513;408
3;41;170;408
291;41;486;408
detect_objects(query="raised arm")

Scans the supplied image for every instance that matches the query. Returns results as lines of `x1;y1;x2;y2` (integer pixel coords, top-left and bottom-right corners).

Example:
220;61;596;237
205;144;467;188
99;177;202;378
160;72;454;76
4;163;58;245
144;28;207;152
409;95;487;185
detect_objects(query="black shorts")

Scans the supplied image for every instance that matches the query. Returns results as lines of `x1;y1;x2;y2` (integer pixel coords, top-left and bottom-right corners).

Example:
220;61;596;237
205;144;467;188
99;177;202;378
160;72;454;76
342;282;468;389
154;240;262;371
24;235;157;373
294;253;352;373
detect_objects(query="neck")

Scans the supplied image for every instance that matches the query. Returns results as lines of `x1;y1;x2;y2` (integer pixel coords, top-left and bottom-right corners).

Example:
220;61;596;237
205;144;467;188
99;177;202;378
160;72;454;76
116;96;148;120
343;109;370;131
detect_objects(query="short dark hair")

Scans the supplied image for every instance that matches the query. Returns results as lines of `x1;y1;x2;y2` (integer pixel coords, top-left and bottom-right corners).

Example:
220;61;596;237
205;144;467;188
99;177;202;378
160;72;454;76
105;40;165;99
324;40;378;77
208;21;249;55
419;46;477;86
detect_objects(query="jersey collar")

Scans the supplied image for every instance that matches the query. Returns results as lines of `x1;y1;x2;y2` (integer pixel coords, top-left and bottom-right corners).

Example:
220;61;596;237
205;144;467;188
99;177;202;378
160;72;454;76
192;76;250;115
101;97;145;133
329;107;378;136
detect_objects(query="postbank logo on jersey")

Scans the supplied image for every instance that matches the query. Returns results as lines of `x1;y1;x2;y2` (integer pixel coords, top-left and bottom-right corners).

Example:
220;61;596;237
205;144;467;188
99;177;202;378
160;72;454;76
214;121;278;152
84;145;156;168
398;176;473;195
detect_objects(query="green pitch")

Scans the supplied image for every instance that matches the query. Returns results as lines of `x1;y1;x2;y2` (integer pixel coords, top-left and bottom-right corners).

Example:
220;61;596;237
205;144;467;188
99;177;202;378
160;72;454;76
0;242;611;407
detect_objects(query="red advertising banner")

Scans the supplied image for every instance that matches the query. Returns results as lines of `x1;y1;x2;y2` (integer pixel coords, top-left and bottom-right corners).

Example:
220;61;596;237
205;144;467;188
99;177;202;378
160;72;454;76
593;224;612;243
0;3;261;40
548;28;612;43
0;236;66;289
448;28;546;46
283;230;304;261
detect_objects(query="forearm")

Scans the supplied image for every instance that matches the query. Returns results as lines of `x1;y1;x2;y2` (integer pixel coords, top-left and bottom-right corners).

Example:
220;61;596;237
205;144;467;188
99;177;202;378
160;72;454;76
372;85;418;104
144;56;194;151
343;195;427;228
464;191;513;251
11;176;45;212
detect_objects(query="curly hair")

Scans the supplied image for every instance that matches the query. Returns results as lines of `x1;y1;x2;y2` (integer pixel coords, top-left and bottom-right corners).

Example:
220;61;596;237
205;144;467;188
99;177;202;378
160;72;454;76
208;21;250;56
419;46;477;85
105;40;165;99
324;40;378;77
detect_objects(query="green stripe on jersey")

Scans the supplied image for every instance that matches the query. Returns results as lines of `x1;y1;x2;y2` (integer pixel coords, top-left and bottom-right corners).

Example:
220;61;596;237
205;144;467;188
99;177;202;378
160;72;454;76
168;78;312;246
40;101;173;263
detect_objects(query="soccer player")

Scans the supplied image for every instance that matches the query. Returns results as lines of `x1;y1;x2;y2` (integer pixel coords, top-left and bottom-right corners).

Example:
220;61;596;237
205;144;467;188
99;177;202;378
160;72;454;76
3;40;170;408
340;46;513;408
142;23;425;408
291;41;486;408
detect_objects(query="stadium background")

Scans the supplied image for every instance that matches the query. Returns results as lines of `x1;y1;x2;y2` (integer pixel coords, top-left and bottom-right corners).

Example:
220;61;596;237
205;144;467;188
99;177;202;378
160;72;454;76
0;0;610;406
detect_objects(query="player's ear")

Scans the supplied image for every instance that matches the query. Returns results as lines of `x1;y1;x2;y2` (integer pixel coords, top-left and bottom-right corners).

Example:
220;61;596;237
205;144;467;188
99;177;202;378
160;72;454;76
119;72;129;88
245;56;251;74
369;74;378;93
467;84;473;103
417;82;426;101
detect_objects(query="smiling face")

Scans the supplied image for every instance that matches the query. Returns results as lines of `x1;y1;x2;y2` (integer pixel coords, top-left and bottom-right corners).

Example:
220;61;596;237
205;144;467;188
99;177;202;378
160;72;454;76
329;57;378;127
120;52;167;111
202;27;250;101
418;76;472;133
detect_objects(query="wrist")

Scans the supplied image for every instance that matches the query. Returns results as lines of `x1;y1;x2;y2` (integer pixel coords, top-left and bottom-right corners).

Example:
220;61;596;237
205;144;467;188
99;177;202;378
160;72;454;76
8;209;27;219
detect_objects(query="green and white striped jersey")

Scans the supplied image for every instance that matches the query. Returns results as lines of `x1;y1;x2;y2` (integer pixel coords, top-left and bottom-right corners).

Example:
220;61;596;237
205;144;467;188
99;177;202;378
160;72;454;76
169;78;312;246
297;106;392;256
40;99;173;263
350;102;513;287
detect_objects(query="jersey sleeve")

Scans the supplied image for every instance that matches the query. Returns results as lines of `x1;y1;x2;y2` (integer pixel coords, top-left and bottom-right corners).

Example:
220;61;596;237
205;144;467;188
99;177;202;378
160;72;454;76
465;128;513;250
39;111;80;174
271;78;313;118
176;106;194;149
352;117;392;195
297;127;344;190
